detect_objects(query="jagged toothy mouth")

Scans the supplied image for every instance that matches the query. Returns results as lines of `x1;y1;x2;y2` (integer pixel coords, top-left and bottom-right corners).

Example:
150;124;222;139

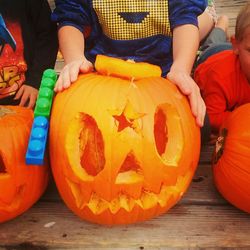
65;170;192;215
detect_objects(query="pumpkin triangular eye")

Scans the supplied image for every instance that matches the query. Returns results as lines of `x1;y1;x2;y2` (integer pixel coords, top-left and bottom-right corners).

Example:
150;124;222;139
0;155;7;174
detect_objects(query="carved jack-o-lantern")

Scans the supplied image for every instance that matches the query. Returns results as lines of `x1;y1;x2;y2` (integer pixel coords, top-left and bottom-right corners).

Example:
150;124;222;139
0;106;49;223
213;103;250;213
50;56;200;225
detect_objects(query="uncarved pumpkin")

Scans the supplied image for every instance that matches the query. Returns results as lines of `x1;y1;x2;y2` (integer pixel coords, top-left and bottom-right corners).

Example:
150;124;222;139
49;55;200;225
0;106;49;223
212;103;250;213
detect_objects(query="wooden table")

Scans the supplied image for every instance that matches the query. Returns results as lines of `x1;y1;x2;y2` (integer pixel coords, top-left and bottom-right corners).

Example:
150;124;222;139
0;145;250;249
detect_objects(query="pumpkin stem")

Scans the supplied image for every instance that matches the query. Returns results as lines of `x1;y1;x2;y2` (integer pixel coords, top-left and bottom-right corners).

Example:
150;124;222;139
212;128;228;164
0;107;15;118
95;55;162;80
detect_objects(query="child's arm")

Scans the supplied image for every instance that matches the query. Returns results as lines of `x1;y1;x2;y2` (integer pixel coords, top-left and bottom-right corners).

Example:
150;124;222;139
54;26;93;92
15;0;58;109
167;24;206;127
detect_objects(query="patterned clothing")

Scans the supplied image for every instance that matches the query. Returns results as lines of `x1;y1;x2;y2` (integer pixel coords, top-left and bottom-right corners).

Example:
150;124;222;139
52;0;206;76
0;17;26;99
194;50;250;133
0;0;58;104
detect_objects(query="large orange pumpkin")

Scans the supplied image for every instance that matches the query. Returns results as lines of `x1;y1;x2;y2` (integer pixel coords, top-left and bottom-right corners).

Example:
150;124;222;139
0;106;49;223
50;55;200;225
212;103;250;213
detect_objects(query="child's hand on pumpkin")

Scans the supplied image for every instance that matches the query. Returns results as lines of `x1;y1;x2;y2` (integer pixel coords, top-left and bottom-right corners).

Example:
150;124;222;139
54;57;94;92
14;85;38;109
167;70;206;127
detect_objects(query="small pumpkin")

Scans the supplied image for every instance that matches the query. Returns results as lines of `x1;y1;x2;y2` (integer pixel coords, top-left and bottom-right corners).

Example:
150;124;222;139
212;103;250;213
0;106;49;223
50;55;200;225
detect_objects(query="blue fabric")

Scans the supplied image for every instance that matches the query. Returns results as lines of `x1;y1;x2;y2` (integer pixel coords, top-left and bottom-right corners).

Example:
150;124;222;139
52;0;206;76
197;43;232;66
196;28;233;67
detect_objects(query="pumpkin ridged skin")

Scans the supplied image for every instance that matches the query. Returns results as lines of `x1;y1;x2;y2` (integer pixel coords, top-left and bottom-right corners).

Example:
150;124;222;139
0;106;49;223
213;103;250;213
50;57;200;225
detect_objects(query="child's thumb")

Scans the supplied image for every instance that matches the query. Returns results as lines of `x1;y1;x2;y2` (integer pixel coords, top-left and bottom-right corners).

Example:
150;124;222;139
80;60;94;73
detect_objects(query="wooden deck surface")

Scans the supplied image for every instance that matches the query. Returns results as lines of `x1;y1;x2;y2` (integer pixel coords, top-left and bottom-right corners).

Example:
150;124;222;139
1;145;250;249
215;0;248;36
1;1;250;249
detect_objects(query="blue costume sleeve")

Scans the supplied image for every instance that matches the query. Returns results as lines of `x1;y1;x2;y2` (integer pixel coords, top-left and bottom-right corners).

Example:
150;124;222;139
52;0;90;33
169;0;207;30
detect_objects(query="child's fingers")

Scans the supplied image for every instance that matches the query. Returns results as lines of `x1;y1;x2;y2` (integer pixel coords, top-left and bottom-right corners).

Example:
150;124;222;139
54;75;63;92
167;71;205;127
195;98;205;127
188;89;198;118
19;92;29;107
14;86;24;100
188;86;206;127
54;76;61;92
197;88;206;127
80;60;94;73
55;60;89;92
61;68;71;90
27;93;37;109
69;63;81;82
167;72;192;95
55;66;71;92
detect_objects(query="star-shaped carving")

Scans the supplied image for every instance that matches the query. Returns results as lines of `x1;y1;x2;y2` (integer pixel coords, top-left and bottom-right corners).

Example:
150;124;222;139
110;101;145;133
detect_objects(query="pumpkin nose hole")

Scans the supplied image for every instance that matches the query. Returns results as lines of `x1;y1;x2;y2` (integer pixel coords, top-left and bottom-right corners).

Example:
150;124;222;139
79;114;105;176
154;108;168;156
119;151;141;173
115;151;144;184
0;155;7;173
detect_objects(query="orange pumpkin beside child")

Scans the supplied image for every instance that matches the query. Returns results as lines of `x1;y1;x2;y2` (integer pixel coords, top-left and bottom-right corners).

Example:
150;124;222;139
49;55;200;225
213;103;250;213
0;106;49;223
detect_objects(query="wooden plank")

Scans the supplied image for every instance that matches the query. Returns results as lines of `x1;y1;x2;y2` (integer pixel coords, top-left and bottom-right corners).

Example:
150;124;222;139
215;0;249;36
0;202;249;249
199;144;214;164
183;164;226;205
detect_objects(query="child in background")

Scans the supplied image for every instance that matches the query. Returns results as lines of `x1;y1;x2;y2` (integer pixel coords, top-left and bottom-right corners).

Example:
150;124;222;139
198;0;218;41
52;0;207;127
194;3;250;134
0;0;58;108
